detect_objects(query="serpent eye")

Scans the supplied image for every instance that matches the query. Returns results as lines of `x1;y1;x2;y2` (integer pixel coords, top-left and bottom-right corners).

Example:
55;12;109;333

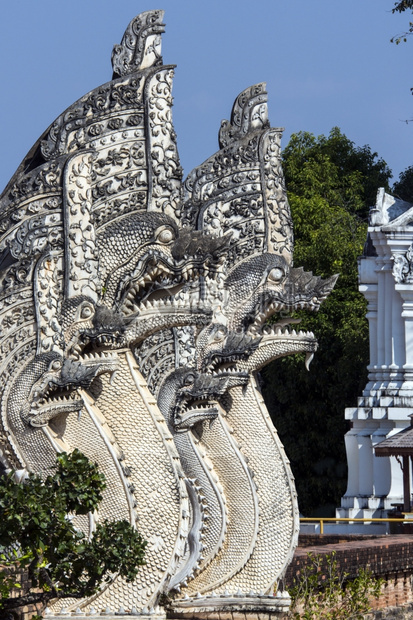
213;327;226;343
268;267;284;283
50;359;62;371
156;227;175;244
80;304;94;319
184;373;196;386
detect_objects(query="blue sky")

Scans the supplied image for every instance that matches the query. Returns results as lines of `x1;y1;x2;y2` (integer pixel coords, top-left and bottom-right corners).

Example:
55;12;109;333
0;1;411;193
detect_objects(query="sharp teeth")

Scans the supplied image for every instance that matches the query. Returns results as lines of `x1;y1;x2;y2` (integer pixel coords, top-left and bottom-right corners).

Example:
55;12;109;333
305;352;314;371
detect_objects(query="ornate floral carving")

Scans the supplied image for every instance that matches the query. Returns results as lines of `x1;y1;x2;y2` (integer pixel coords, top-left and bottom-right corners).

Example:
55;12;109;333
146;68;183;219
39;78;145;162
393;245;413;283
111;10;165;77
63;152;99;300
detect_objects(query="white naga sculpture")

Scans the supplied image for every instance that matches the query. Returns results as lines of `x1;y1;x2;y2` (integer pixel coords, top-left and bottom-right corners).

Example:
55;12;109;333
338;188;413;519
0;12;336;618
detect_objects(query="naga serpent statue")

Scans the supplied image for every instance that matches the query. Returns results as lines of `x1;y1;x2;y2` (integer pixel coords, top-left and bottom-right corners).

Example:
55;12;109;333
0;11;337;619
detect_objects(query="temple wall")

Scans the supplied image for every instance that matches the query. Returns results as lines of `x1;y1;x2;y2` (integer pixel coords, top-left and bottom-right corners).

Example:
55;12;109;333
338;189;413;518
285;535;413;618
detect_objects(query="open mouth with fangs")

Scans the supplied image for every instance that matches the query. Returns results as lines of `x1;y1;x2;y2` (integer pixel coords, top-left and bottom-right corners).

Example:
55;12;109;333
236;313;319;373
120;277;188;316
28;388;83;428
118;258;213;316
75;329;128;357
202;333;261;373
25;353;119;427
233;302;319;371
116;242;227;316
173;369;249;433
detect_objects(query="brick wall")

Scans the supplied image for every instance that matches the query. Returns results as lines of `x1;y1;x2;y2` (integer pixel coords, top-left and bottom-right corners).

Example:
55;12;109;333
285;535;413;615
2;565;44;620
6;536;413;618
298;533;383;547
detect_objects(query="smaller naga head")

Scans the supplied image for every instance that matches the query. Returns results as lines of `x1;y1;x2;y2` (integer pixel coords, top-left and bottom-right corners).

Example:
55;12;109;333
172;367;248;433
222;253;337;333
195;324;261;373
73;305;134;354
22;352;119;428
206;253;338;373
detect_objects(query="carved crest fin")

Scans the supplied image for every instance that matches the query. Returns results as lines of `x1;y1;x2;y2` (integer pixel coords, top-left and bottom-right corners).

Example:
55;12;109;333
183;84;292;266
111;10;165;78
218;83;269;149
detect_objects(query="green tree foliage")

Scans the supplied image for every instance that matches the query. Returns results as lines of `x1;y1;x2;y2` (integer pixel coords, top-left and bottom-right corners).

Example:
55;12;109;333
281;128;391;222
288;551;383;619
261;128;392;516
0;450;146;616
393;165;413;202
391;0;413;44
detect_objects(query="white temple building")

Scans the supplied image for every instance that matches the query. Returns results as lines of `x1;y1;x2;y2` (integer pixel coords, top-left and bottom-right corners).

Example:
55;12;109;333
338;188;413;518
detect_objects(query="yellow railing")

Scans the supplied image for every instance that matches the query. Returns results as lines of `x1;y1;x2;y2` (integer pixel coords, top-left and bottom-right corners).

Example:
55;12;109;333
300;517;411;535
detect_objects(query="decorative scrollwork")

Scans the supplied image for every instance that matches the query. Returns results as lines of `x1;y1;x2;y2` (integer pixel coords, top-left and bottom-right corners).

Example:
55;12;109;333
393;245;413;283
112;10;165;77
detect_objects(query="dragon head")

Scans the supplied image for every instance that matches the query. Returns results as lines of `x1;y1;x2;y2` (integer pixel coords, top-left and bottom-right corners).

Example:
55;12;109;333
96;212;229;312
22;353;119;428
171;367;248;433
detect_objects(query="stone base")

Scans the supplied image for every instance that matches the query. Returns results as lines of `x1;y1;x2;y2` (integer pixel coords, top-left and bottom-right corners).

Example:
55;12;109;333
43;595;290;619
44;611;166;618
169;613;287;620
337;492;405;519
168;594;290;620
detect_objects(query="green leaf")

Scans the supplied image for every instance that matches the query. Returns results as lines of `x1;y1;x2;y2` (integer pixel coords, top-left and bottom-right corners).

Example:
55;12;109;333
0;450;146;608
